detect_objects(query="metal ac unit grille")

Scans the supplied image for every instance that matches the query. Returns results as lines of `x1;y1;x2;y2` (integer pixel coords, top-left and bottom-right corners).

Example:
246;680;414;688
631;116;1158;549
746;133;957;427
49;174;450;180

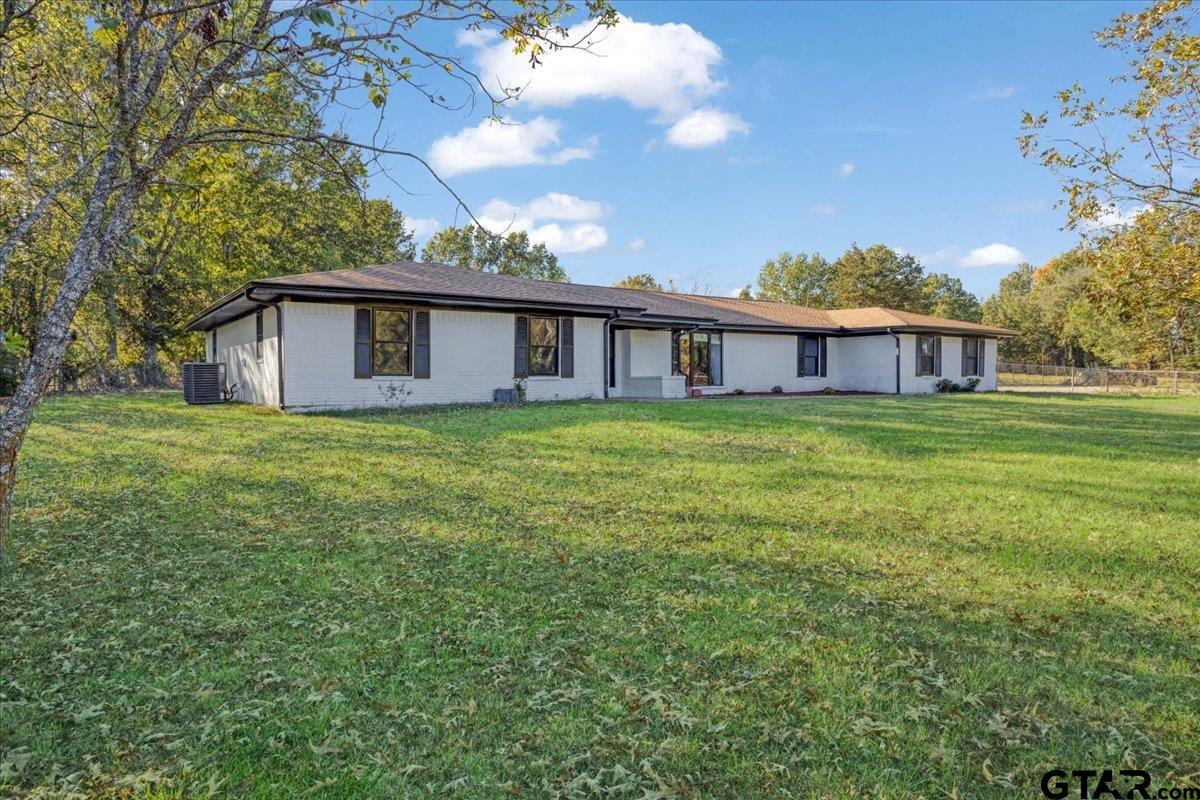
183;362;225;404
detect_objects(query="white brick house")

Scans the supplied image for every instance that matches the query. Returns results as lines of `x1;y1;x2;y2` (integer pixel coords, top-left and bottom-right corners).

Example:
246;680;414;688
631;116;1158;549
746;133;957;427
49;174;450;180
186;260;1013;411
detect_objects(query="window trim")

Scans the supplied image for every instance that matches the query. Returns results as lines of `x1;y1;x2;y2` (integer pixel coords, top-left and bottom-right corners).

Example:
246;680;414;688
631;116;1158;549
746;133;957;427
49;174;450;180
371;305;414;377
916;335;939;377
527;314;560;377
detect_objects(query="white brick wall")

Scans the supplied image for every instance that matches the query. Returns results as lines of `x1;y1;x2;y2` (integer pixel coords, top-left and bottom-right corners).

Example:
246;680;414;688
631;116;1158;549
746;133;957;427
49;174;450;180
695;331;839;395
281;301;604;411
211;300;999;409
838;335;898;394
213;307;279;406
900;334;998;393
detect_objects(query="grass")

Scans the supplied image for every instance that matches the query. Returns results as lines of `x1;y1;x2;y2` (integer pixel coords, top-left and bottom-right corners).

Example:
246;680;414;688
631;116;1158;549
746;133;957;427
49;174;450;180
2;391;1199;799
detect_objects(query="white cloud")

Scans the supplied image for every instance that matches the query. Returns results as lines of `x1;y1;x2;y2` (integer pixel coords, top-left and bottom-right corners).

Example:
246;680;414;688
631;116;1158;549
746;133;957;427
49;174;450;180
462;14;748;151
404;217;440;238
464;14;725;119
477;192;610;254
664;107;749;148
807;203;838;217
839;163;855;178
958;243;1026;268
454;27;493;48
523;192;607;221
917;246;959;266
628;237;646;251
427;117;594;177
527;222;609;254
1082;203;1149;231
969;85;1016;101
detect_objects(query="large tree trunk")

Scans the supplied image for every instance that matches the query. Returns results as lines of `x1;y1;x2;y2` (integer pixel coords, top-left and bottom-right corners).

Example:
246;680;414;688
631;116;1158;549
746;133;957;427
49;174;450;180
141;340;161;387
0;147;129;563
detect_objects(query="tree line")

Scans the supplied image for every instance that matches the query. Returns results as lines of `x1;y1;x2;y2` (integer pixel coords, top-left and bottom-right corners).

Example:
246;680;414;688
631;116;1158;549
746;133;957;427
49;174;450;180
0;0;617;552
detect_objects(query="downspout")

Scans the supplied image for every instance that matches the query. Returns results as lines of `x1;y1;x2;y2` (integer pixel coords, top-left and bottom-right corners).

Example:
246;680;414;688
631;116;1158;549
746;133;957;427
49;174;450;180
886;328;901;395
244;288;286;411
602;309;620;399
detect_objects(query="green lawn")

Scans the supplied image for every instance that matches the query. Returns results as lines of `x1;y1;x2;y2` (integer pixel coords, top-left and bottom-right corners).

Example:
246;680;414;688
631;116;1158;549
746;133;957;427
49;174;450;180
3;392;1199;799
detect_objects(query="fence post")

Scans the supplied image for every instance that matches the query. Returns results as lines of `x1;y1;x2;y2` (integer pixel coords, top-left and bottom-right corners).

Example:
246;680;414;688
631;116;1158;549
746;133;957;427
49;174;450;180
1103;369;1108;393
1173;371;1179;396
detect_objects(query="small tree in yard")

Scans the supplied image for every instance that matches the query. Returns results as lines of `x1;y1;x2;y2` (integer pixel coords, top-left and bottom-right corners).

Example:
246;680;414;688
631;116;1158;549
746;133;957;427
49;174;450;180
0;0;617;559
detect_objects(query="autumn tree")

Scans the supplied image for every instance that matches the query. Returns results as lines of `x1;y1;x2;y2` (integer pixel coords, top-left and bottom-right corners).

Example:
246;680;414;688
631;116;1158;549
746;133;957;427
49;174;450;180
1018;0;1200;367
980;265;1058;363
422;225;567;282
614;273;664;291
0;0;616;555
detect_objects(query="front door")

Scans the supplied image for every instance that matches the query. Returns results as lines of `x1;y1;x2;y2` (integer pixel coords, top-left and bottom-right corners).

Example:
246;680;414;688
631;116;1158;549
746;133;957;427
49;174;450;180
675;331;720;387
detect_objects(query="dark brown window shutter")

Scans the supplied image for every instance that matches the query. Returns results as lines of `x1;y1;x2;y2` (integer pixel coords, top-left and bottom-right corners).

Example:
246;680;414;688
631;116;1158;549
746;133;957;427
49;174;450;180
978;339;985;376
934;336;943;377
797;334;803;377
354;307;372;378
413;310;431;379
559;317;574;378
671;331;681;375
819;336;828;378
514;315;529;378
961;338;969;376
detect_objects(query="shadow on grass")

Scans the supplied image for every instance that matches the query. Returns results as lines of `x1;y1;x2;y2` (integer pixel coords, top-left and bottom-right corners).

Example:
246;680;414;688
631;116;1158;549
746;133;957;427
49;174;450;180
6;392;1199;798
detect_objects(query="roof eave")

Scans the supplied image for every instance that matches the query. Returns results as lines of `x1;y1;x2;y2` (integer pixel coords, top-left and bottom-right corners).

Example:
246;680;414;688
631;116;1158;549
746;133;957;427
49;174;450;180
185;281;651;332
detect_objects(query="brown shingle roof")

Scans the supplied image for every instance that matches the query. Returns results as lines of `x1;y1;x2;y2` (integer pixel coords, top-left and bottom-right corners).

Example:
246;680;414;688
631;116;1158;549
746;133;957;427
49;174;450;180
187;260;1016;336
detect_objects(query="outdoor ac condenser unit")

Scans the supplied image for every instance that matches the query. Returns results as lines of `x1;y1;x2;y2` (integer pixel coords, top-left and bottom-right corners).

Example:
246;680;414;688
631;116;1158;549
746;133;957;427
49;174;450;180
182;362;225;404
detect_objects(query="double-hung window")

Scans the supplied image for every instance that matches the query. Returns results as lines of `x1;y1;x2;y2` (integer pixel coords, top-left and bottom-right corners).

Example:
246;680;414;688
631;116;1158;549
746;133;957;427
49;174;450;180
373;308;412;376
798;335;826;378
961;337;982;376
916;335;940;377
528;316;559;376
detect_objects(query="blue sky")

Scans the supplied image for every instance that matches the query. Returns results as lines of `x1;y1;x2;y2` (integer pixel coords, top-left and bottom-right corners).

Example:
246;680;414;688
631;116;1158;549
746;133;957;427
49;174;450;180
344;1;1130;300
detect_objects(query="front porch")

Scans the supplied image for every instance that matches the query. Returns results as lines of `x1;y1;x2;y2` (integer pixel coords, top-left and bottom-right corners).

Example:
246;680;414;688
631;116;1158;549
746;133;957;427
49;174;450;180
609;326;721;399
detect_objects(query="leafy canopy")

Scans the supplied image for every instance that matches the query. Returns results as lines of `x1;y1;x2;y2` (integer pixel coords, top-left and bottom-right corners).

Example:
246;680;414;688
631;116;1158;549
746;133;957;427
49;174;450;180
422;225;566;282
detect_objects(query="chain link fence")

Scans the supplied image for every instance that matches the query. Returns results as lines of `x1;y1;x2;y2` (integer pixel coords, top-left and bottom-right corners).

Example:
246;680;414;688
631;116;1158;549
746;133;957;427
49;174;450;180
998;362;1200;395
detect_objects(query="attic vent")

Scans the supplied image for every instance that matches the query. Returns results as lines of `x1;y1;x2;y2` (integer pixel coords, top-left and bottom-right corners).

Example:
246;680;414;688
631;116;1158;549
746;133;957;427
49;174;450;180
183;362;226;404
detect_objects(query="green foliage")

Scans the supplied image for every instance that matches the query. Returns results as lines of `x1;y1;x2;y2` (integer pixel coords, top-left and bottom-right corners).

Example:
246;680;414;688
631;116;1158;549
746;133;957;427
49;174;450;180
422;224;566;282
1012;1;1200;369
980;264;1058;363
984;221;1200;369
831;244;926;311
753;251;836;307
921;273;981;322
747;245;982;319
0;333;26;395
934;377;981;393
1;78;416;377
613;273;663;292
5;392;1199;796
